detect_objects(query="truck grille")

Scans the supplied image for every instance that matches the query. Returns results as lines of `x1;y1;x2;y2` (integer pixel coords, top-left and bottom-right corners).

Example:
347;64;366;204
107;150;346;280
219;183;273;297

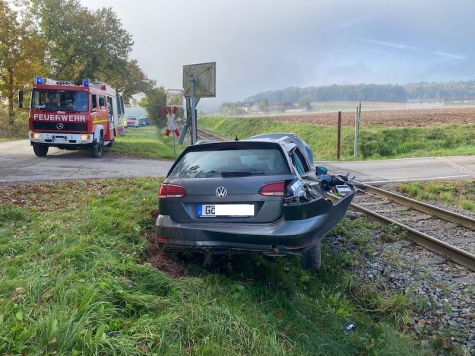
32;122;88;131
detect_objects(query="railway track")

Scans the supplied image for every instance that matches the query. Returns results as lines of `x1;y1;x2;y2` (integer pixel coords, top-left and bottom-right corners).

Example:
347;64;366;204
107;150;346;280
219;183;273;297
190;129;475;347
347;183;475;271
196;127;230;141
193;127;475;271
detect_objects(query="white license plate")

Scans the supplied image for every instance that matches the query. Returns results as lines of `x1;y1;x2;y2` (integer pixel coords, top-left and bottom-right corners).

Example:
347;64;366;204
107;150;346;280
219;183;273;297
53;137;67;143
197;204;254;217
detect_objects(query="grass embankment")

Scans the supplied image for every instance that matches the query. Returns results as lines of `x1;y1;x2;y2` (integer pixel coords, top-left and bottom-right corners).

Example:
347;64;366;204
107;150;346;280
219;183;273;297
1;179;429;355
111;126;184;159
198;116;475;161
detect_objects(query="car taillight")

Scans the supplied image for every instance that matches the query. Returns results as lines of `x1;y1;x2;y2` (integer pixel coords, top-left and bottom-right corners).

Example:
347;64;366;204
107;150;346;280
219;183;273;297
159;184;187;199
258;181;285;196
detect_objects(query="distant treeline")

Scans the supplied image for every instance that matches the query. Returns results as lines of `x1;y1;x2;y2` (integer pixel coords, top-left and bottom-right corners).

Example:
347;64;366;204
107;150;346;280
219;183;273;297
245;81;475;104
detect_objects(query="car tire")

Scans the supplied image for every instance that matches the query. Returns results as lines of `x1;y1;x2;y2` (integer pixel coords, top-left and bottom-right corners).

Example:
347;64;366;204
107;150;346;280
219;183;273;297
301;241;322;270
32;143;49;157
91;132;104;158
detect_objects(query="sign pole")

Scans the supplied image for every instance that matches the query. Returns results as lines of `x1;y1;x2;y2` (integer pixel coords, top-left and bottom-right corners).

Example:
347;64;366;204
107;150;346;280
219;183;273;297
173;130;176;154
190;76;197;145
163;106;180;153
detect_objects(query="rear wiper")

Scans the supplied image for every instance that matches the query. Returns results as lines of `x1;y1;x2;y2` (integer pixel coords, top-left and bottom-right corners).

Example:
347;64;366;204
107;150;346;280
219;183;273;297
221;171;251;177
221;171;265;177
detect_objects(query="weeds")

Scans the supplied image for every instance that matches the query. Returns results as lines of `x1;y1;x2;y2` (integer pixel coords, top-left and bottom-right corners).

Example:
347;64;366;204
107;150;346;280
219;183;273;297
397;180;475;212
0;111;29;140
0;179;430;355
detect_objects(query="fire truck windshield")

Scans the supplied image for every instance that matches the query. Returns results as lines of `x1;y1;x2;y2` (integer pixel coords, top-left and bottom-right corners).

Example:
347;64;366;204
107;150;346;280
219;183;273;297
32;89;89;112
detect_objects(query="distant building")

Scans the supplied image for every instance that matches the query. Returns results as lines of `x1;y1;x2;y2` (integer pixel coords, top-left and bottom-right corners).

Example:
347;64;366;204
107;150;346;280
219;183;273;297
445;98;475;106
406;99;445;108
406;98;475;108
236;102;258;113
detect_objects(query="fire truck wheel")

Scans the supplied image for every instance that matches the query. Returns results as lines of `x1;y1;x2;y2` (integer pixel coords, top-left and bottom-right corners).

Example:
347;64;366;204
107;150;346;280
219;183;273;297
106;138;115;148
91;133;104;158
32;143;49;157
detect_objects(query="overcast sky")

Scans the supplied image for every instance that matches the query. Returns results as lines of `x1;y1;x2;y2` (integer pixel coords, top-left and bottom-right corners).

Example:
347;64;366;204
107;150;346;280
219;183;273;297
80;0;474;108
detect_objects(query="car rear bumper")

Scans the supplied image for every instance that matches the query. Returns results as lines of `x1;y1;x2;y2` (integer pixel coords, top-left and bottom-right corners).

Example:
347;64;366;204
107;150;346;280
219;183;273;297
155;193;354;255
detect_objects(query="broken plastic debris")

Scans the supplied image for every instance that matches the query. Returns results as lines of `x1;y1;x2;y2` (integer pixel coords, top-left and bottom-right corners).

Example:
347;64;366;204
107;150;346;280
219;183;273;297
344;322;356;334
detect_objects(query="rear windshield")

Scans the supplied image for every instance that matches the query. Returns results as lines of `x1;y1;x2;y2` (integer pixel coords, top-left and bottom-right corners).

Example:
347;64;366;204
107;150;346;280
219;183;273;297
169;148;290;178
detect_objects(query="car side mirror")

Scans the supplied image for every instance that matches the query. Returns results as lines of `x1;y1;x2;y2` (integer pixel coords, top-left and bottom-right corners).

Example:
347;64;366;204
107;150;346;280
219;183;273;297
316;166;328;175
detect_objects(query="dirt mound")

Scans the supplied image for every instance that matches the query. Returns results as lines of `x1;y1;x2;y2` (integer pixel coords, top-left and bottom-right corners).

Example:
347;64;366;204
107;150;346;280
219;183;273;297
145;209;185;278
146;244;185;278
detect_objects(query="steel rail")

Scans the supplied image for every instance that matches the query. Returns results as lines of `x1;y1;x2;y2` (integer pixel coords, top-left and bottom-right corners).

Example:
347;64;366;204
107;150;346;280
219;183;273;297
327;192;475;272
360;183;475;230
196;128;229;141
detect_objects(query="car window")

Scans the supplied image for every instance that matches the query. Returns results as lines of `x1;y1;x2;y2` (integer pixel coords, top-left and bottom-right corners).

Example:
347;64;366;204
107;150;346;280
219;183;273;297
169;148;290;178
291;149;310;174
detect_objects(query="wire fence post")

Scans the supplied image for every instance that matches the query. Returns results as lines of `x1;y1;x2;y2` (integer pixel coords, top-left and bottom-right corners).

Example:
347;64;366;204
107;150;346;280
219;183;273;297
354;102;361;158
337;111;341;160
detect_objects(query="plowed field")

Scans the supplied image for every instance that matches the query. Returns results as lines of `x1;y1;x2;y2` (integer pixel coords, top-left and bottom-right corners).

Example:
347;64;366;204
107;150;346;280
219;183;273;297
260;106;475;127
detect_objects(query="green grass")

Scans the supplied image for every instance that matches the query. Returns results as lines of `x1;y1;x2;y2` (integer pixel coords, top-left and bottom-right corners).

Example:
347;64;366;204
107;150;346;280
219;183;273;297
198;116;475;161
197;116;357;161
0;179;432;355
0;109;471;354
396;180;475;212
110;126;185;159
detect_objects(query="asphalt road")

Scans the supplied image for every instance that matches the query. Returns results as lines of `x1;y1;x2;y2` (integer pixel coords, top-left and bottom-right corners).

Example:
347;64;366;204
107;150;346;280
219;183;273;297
321;156;475;186
1;139;474;187
0;139;173;186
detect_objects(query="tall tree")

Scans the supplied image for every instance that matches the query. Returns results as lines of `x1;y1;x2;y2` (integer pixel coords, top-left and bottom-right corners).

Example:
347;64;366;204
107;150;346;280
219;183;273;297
138;87;168;126
32;0;152;100
108;59;156;105
0;0;47;123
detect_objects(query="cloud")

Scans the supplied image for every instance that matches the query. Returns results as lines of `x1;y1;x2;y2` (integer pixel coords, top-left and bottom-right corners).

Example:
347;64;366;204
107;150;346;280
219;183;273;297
78;0;475;105
360;39;468;60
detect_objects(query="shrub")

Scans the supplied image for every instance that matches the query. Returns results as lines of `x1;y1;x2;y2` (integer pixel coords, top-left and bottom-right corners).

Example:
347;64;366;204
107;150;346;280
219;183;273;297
0;110;29;139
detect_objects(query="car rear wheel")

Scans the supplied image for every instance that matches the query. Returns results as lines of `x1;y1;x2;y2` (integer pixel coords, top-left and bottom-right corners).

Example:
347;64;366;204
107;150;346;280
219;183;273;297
32;143;49;157
301;241;322;270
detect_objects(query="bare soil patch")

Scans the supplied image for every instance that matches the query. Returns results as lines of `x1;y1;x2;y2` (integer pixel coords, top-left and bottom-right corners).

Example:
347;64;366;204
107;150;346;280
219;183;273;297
260;106;475;127
145;244;185;278
144;209;185;278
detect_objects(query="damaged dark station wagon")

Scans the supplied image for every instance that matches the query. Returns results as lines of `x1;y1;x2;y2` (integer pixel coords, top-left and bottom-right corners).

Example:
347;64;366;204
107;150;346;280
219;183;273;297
155;133;355;269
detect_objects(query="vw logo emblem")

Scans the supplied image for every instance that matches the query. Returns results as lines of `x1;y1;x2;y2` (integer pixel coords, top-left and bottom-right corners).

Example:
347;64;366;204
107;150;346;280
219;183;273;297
56;123;64;129
216;186;227;198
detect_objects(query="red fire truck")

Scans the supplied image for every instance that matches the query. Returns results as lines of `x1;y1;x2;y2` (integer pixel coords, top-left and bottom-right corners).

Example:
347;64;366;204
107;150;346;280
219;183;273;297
19;76;126;158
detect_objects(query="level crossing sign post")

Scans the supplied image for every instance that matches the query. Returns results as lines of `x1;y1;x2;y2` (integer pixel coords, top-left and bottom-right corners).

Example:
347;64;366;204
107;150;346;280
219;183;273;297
180;62;216;145
163;106;180;154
